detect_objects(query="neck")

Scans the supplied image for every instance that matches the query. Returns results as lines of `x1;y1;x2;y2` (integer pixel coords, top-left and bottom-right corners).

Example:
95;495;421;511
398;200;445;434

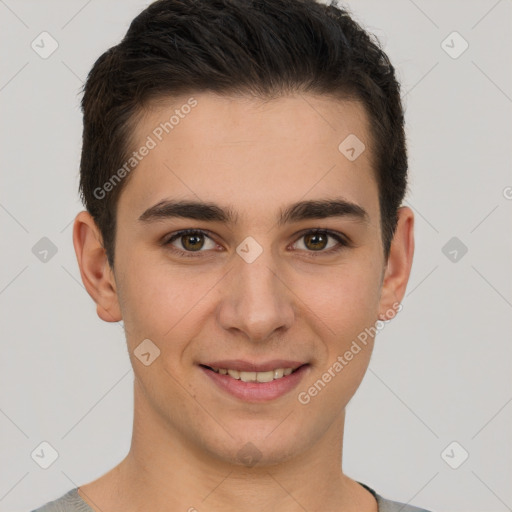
79;381;377;512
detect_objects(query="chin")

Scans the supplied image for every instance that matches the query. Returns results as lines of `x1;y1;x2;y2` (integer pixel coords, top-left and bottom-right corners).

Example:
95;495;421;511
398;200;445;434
203;428;311;469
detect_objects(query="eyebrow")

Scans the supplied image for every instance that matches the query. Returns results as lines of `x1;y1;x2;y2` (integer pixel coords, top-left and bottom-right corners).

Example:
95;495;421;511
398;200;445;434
138;198;369;227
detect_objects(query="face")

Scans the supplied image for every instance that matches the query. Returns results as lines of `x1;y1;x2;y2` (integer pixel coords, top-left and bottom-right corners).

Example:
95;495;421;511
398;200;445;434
76;92;413;467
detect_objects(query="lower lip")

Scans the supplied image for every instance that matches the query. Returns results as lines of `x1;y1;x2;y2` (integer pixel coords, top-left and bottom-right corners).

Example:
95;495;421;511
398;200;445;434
200;365;310;402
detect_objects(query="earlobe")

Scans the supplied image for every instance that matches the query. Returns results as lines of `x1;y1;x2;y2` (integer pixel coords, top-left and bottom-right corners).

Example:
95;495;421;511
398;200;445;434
378;206;415;320
72;211;122;323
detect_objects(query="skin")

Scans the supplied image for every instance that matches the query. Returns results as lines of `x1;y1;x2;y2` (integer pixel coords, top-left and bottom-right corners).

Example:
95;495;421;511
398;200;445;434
73;92;414;512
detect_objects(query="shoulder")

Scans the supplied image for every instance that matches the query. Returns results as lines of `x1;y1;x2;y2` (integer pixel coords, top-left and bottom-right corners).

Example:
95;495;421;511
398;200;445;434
358;481;434;512
30;488;93;512
375;493;434;512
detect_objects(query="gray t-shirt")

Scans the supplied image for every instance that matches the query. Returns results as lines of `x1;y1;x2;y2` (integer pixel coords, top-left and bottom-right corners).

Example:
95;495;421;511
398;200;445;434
31;482;434;511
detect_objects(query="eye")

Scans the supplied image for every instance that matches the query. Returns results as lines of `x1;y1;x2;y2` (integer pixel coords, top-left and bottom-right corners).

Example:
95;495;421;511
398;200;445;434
163;229;217;257
291;229;350;256
163;228;350;259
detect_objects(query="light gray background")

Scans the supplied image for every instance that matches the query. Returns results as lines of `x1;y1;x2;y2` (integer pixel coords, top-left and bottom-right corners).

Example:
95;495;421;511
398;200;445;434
1;1;511;511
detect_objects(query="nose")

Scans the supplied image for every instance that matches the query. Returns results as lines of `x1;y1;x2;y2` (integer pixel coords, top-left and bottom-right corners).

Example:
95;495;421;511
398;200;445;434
217;244;295;343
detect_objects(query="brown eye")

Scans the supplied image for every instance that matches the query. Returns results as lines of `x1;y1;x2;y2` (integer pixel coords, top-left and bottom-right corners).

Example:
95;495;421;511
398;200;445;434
164;229;217;256
303;232;329;251
292;229;350;256
180;233;205;251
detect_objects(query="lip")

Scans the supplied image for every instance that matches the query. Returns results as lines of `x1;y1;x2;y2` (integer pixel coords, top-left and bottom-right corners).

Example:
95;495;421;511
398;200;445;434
200;359;306;372
199;363;310;402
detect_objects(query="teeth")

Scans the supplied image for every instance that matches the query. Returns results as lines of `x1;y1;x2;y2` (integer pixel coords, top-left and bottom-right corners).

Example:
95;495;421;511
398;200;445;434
213;367;297;382
273;368;284;379
227;369;240;379
256;371;274;383
240;371;256;382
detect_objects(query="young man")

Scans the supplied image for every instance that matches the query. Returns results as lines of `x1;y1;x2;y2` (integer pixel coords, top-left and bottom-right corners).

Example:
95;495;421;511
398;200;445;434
32;0;431;510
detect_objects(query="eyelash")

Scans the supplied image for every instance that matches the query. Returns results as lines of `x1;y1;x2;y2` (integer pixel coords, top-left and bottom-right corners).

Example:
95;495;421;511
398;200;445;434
162;228;351;259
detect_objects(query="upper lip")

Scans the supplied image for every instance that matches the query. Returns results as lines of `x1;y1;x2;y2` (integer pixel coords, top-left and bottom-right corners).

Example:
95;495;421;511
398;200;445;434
200;360;307;372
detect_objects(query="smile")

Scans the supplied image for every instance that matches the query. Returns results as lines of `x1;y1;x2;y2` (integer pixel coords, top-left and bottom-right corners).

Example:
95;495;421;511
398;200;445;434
199;363;310;402
207;366;296;382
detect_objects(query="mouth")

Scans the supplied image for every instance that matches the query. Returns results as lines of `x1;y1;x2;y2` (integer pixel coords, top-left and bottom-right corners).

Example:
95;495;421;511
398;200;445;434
198;361;310;402
200;364;306;383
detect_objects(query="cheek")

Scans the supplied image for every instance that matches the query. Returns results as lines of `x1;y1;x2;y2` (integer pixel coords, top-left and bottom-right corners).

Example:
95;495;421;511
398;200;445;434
114;254;178;341
341;269;381;332
116;251;219;351
297;269;379;411
301;257;382;337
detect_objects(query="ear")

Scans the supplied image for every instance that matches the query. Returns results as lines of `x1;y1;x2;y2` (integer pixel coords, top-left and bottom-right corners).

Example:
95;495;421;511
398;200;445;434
72;211;122;323
378;206;415;320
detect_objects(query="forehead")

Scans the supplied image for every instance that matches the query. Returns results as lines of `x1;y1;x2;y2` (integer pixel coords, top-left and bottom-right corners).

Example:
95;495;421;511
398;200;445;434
138;92;371;150
118;92;378;226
